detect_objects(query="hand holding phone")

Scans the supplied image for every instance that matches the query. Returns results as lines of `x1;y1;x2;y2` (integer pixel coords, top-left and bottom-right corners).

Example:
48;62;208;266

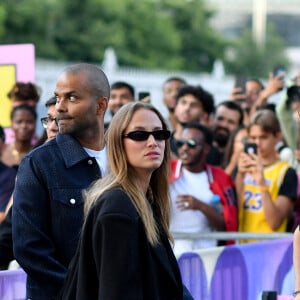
273;65;286;91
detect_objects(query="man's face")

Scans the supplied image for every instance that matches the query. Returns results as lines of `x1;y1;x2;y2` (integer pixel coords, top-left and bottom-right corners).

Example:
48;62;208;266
54;72;100;136
177;128;208;171
163;80;184;112
213;105;241;147
46;105;59;140
245;81;262;106
174;94;205;125
108;87;134;116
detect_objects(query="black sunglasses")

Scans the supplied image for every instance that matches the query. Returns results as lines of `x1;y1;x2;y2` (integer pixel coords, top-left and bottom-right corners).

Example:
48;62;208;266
122;130;170;141
41;117;56;129
176;139;202;149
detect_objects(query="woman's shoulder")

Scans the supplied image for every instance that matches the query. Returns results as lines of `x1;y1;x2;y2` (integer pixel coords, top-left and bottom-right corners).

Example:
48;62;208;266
93;188;139;219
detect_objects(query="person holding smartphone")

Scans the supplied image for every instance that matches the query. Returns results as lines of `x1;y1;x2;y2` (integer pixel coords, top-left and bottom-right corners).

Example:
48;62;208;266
235;109;297;243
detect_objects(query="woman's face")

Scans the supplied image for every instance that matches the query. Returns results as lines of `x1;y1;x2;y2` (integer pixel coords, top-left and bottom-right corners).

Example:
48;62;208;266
123;108;165;176
11;109;36;142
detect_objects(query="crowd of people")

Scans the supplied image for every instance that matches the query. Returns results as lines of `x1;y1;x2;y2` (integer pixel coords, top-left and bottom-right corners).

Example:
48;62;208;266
1;63;300;299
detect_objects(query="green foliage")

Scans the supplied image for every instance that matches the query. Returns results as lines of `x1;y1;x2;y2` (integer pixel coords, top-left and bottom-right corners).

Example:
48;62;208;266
0;5;6;38
224;25;290;78
0;0;289;74
0;0;64;58
159;0;228;71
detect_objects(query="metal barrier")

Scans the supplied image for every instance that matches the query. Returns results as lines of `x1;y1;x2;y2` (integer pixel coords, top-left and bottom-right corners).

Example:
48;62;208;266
172;231;293;244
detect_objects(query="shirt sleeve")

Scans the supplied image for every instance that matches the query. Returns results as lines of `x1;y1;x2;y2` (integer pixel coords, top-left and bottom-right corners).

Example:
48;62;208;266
278;167;298;201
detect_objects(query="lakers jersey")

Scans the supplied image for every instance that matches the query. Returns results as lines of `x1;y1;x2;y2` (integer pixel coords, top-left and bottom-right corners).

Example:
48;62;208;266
239;160;289;242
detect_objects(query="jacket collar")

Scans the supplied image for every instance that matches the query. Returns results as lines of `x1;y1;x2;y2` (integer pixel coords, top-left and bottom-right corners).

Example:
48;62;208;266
56;133;91;168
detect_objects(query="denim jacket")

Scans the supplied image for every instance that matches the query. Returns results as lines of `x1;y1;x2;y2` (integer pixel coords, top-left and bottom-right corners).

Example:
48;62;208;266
12;133;102;300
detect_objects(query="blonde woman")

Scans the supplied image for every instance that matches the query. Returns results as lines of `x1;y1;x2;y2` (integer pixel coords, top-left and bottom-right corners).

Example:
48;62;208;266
59;101;187;299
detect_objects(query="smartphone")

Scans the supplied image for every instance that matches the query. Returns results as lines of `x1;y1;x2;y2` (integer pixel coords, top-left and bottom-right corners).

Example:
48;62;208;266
234;75;247;95
261;291;277;300
138;91;150;101
273;65;285;91
273;65;286;78
244;142;257;155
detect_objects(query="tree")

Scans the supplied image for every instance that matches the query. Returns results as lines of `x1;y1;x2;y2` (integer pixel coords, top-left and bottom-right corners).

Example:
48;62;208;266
224;25;290;78
51;0;183;68
0;0;288;75
158;0;228;72
0;0;227;71
0;0;63;58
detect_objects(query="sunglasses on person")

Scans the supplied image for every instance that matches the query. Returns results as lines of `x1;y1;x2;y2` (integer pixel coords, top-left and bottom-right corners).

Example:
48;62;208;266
41;117;56;129
176;139;202;149
122;130;170;141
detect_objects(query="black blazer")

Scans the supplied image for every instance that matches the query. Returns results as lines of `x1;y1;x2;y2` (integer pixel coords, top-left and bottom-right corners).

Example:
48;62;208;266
59;188;183;300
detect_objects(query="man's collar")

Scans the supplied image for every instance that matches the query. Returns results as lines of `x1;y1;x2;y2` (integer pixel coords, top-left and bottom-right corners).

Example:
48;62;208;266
56;133;90;168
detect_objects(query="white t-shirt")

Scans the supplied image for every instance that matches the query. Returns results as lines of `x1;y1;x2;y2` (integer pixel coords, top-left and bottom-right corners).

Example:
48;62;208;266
83;146;107;176
170;168;217;255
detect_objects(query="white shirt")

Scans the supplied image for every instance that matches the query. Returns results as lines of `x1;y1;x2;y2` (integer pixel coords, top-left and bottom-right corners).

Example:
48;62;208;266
170;168;217;255
83;146;107;176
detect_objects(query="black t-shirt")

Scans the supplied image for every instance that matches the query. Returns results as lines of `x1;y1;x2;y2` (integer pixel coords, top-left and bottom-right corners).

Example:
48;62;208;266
278;167;298;202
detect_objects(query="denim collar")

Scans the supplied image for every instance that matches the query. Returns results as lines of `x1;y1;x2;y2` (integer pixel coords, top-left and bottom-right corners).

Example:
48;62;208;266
56;133;91;168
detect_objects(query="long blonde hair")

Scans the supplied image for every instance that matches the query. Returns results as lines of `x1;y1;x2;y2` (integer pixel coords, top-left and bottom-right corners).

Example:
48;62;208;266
84;101;172;245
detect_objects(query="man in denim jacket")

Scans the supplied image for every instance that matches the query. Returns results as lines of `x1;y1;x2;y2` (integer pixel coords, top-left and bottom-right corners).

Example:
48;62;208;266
12;63;110;300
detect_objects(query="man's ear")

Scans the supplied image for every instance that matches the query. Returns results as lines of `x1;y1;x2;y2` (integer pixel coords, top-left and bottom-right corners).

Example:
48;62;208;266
96;97;108;114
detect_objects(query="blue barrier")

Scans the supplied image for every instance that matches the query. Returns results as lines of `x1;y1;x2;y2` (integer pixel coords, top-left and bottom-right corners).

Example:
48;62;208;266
177;238;293;300
0;239;293;300
0;268;26;300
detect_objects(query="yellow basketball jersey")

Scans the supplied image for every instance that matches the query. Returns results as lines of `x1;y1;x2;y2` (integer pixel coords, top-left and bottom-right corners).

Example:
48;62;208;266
239;160;289;242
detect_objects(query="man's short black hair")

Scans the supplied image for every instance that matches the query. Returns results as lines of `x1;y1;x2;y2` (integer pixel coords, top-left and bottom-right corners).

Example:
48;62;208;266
10;104;37;121
0;125;5;143
176;85;215;115
111;81;135;99
45;96;56;108
216;100;244;126
163;77;186;86
182;122;213;146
